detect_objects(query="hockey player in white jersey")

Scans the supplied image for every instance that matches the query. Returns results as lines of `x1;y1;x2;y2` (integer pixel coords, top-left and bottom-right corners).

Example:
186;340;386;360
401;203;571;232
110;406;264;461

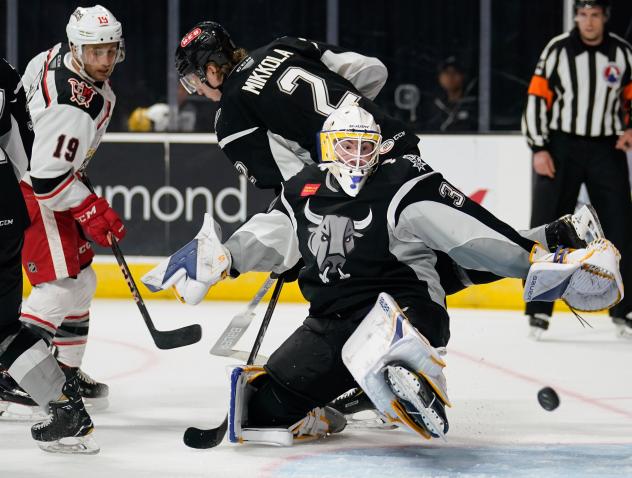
9;5;126;441
143;105;623;444
0;56;98;454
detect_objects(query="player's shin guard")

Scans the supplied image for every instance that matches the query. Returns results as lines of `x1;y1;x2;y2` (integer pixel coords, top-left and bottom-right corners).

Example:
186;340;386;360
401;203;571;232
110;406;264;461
228;366;345;446
342;292;451;441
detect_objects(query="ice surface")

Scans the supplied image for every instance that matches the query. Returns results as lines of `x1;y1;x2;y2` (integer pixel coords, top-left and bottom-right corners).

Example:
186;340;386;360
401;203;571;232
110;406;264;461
2;299;631;477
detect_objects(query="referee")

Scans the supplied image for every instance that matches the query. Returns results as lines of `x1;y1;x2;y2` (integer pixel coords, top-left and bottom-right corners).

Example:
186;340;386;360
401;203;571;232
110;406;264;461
522;0;632;339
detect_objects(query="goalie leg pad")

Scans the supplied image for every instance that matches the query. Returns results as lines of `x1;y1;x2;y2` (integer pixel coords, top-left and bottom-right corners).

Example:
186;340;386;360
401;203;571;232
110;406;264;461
342;292;450;441
228;366;293;446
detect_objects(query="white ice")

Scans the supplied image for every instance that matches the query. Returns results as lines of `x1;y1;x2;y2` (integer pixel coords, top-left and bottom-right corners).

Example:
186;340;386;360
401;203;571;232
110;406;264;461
2;299;632;478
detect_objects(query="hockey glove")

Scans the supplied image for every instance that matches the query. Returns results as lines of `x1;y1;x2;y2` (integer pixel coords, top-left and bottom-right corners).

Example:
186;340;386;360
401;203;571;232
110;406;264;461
71;194;126;247
524;239;623;312
141;213;231;305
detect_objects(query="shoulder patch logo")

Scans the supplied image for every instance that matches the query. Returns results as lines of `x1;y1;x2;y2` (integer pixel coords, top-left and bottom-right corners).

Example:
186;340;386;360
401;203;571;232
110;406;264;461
403;154;428;172
68;78;96;108
603;63;621;87
301;183;321;197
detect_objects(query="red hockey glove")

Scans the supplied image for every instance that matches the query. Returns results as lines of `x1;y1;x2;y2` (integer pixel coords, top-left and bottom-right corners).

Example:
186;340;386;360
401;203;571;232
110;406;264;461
71;194;126;247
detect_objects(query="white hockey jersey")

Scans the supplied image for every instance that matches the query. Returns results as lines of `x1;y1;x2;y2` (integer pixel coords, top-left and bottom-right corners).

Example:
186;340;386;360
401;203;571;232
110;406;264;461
21;43;116;211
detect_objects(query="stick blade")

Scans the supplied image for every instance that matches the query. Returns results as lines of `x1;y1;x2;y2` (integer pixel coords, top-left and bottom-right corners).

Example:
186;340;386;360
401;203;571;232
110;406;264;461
153;324;202;350
183;419;227;449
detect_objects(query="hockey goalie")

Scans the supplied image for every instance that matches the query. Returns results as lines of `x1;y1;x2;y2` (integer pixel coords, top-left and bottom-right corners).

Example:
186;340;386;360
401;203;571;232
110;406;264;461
143;105;623;445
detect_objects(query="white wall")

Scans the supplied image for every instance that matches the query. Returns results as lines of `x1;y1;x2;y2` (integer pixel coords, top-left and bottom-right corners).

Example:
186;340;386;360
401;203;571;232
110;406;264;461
419;134;533;230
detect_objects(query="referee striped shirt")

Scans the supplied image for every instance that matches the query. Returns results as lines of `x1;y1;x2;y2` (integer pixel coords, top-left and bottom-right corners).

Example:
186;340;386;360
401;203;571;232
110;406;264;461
523;27;632;152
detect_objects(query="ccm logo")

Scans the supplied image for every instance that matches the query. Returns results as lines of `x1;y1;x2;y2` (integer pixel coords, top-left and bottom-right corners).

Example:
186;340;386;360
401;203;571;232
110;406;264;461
75;205;97;223
0;219;14;226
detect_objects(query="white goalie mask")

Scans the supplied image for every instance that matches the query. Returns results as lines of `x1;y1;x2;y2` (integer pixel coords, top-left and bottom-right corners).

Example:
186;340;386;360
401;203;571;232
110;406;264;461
66;5;125;82
318;105;382;197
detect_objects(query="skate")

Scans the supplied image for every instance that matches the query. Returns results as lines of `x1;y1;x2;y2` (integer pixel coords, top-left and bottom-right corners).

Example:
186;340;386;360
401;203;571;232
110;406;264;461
290;406;347;442
31;374;99;454
60;365;109;411
329;387;396;430
546;205;604;250
613;313;632;339
528;313;551;341
0;370;47;421
384;362;449;440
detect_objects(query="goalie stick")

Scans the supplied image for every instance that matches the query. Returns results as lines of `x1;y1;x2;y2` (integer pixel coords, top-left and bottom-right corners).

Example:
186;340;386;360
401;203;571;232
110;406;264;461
84;177;202;350
183;275;286;449
209;274;275;362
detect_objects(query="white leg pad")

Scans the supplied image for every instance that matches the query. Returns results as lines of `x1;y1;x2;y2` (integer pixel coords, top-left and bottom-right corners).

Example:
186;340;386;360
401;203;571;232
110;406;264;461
228;366;293;446
342;293;450;426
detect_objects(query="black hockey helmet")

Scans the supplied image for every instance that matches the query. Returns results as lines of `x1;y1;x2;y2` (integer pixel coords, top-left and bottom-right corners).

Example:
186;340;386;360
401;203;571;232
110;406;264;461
574;0;610;15
175;21;237;93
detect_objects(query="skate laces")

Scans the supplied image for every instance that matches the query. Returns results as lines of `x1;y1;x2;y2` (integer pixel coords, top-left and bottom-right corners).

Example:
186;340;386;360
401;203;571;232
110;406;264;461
77;369;97;385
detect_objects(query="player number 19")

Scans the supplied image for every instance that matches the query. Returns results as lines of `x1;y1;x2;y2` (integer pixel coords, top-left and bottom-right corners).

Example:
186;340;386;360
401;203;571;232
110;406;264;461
53;134;79;162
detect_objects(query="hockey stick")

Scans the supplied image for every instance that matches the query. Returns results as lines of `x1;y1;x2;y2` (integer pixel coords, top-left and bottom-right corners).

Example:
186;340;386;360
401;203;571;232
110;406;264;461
84;177;202;349
183;274;286;449
209;274;275;361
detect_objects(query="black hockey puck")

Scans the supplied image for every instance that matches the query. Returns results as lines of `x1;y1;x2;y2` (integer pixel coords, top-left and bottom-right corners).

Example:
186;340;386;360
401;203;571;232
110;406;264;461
537;386;560;411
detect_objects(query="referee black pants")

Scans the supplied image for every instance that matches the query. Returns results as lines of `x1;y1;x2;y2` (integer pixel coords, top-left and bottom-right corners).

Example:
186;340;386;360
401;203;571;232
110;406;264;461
527;131;632;318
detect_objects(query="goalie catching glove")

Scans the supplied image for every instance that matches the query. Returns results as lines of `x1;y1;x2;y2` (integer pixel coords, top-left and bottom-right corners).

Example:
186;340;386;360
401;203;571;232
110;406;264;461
141;213;231;304
524;238;623;312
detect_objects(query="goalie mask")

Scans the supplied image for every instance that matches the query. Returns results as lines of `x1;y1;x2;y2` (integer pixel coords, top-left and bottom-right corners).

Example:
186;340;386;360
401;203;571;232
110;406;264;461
66;5;125;82
176;21;237;94
318;105;382;197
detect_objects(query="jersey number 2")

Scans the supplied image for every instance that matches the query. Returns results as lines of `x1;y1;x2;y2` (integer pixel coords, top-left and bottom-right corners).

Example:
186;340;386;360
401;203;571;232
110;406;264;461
53;134;79;162
277;67;360;117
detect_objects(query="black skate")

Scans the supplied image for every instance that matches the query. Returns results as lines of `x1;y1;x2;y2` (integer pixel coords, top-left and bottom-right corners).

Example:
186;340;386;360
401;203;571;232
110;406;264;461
613;313;632;339
0;370;47;421
546;205;603;250
60;365;109;411
528;313;551;341
31;375;99;454
329;388;396;430
384;362;449;440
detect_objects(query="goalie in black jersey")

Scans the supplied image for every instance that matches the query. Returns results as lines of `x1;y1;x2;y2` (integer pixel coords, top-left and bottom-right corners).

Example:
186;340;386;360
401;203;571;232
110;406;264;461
143;105;622;445
174;21;609;422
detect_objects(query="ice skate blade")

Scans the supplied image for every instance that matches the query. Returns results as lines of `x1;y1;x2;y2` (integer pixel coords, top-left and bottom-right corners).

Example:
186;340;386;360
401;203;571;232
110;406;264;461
345;411;397;430
0;402;48;422
385;365;447;441
84;397;109;412
36;433;100;455
615;324;632;340
528;327;545;341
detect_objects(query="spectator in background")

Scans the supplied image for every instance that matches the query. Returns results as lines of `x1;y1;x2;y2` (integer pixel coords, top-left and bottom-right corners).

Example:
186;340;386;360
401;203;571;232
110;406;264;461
522;0;632;339
127;84;218;133
421;57;478;132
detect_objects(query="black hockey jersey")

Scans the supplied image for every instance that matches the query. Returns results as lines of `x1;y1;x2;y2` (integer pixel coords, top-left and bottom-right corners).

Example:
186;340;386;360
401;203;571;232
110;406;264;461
224;155;536;321
216;37;420;190
0;58;32;236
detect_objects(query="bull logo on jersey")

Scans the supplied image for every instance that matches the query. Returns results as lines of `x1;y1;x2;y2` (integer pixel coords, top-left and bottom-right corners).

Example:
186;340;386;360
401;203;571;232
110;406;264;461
603;63;621;87
304;199;372;284
68;78;96;108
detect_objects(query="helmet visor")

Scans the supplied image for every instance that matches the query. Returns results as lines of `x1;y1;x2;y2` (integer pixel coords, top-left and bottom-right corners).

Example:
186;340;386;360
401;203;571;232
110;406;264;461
180;72;205;94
